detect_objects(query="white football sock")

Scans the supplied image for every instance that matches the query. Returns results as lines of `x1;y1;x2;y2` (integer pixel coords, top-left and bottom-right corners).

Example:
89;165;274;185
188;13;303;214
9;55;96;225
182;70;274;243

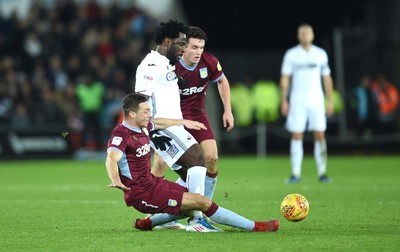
186;166;207;220
290;139;303;177
314;139;327;176
204;175;217;199
150;213;186;226
209;206;254;231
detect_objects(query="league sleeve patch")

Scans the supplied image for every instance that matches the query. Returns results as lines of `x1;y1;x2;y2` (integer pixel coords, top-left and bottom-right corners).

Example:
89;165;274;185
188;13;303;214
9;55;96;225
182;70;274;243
217;61;222;71
111;136;123;146
168;199;178;207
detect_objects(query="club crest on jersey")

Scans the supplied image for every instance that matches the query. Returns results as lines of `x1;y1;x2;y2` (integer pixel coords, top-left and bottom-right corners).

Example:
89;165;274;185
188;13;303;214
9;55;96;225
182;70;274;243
168;199;177;207
111;136;123;146
166;71;177;81
217;61;222;71
167;144;179;158
199;67;208;79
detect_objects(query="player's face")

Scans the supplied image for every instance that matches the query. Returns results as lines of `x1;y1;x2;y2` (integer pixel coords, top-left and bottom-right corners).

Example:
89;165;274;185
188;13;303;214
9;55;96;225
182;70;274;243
134;102;152;127
183;38;205;66
297;26;314;46
166;32;186;65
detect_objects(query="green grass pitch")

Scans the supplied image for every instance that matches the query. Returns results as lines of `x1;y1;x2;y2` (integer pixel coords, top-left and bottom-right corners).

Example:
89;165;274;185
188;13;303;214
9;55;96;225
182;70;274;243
1;155;399;251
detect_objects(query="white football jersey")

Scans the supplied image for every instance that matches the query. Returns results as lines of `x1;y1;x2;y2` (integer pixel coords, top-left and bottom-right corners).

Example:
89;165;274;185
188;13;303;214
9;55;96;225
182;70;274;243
134;50;183;119
281;45;331;106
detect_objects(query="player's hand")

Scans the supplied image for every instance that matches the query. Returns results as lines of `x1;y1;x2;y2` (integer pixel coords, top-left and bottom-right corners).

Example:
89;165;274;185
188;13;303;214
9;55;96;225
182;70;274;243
182;120;207;130
108;182;131;191
150;130;172;151
223;111;234;132
326;100;334;117
281;100;289;117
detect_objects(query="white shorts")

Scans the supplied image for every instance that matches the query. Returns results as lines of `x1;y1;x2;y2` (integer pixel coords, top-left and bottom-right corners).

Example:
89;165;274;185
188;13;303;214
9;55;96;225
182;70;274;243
285;104;326;133
150;125;198;170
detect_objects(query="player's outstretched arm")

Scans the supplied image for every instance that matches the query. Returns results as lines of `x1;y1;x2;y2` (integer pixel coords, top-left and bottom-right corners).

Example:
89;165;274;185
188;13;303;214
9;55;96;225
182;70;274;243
105;149;130;191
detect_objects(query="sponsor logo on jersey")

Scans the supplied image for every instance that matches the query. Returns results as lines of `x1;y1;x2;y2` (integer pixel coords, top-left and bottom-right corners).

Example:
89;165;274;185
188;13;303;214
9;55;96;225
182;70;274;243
296;63;317;69
217;61;222;71
199;67;208;79
144;75;153;80
111;136;123;146
142;200;158;209
167;143;179;158
168;199;178;207
131;135;137;141
166;71;177;81
180;85;205;95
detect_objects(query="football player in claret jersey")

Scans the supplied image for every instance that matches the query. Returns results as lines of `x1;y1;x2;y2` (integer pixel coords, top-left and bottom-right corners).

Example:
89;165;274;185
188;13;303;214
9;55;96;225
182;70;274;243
105;93;279;233
151;26;234;202
280;23;334;183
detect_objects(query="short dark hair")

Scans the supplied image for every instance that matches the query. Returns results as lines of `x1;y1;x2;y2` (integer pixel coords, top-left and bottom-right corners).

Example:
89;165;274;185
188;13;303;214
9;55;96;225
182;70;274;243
187;26;207;42
153;19;189;45
122;93;148;117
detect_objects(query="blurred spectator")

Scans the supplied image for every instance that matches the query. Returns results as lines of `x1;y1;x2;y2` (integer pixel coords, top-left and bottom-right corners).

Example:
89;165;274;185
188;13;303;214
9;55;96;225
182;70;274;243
0;81;13;123
370;73;399;134
48;54;69;91
9;103;30;129
75;71;105;150
23;32;42;58
350;74;377;136
66;54;83;83
101;86;124;130
56;84;83;150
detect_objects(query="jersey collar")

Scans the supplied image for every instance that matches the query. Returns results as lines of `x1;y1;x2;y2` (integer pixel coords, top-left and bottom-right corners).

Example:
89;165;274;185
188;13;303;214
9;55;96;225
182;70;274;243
179;58;197;71
122;121;142;133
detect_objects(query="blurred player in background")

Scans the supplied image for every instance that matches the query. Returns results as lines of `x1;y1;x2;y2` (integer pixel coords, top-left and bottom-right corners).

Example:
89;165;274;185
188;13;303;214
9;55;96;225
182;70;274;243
133;19;219;231
151;26;234;201
105;93;279;233
280;23;334;183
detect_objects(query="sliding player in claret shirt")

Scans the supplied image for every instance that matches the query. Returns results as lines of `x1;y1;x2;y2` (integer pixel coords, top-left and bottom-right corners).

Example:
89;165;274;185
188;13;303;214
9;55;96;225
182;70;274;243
105;93;279;233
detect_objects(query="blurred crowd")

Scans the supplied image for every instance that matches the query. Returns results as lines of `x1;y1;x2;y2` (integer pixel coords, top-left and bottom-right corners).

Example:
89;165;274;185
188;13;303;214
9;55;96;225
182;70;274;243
0;0;158;149
349;73;399;137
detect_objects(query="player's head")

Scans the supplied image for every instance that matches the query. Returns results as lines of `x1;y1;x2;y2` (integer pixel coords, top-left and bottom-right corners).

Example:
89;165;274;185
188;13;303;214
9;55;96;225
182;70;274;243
297;23;314;47
154;19;189;64
183;26;207;65
122;93;151;127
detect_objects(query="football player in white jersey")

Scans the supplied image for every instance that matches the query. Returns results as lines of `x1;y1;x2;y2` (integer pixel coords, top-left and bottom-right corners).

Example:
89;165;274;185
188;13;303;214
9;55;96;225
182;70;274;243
134;19;219;231
280;23;334;183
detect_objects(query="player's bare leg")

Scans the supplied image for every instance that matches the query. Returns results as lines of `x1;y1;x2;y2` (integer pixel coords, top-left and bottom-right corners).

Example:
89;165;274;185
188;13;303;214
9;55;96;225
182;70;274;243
313;131;330;182
200;139;218;199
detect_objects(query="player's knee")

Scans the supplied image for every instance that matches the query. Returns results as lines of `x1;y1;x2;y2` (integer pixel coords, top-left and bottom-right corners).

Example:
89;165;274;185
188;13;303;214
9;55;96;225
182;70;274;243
205;156;218;173
292;133;303;140
313;131;325;140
